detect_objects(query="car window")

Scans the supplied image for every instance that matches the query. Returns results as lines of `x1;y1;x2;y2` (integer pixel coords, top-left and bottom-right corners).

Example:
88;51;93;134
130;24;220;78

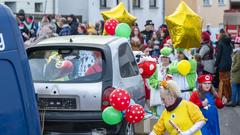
28;48;104;82
118;43;139;78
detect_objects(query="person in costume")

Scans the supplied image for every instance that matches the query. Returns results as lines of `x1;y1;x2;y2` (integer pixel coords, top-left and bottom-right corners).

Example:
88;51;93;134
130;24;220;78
130;26;144;51
149;80;206;135
168;48;197;100
190;74;227;135
45;51;74;81
149;47;173;116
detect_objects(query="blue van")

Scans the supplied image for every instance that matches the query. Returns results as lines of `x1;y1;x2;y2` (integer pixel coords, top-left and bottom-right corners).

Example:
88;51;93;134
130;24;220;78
0;4;40;135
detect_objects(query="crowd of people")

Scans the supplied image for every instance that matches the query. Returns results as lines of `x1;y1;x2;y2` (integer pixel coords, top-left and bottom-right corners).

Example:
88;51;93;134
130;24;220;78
15;9;240;135
136;20;239;135
15;9;105;48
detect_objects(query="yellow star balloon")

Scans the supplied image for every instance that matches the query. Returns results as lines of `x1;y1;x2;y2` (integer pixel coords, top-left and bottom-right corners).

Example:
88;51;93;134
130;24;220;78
101;2;137;26
166;1;202;49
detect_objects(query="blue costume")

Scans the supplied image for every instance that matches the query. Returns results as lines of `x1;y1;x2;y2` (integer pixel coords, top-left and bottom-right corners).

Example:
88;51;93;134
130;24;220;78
200;92;220;135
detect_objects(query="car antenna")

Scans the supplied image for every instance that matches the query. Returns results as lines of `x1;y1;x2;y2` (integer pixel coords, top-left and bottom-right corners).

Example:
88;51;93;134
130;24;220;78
69;38;73;43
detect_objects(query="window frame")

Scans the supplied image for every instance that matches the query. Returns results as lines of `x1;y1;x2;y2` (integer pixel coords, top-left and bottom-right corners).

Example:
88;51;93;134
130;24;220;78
35;2;43;12
133;0;141;8
218;0;225;5
149;0;157;8
118;43;139;78
100;0;107;8
203;0;211;6
4;2;16;12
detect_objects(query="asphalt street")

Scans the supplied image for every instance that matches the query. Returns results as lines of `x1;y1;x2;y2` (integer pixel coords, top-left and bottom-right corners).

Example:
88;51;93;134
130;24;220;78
219;106;240;135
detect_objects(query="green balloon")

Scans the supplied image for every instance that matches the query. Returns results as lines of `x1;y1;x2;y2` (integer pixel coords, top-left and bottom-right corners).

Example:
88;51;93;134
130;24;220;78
115;23;131;38
102;106;123;125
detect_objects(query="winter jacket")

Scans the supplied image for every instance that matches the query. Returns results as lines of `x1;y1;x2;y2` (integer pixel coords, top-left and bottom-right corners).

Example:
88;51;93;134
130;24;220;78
69;18;79;35
231;49;240;83
141;30;153;44
59;25;71;36
199;43;215;74
215;35;233;72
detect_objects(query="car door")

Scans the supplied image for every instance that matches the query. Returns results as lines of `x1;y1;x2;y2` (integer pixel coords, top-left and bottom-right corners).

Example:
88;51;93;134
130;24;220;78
117;43;145;106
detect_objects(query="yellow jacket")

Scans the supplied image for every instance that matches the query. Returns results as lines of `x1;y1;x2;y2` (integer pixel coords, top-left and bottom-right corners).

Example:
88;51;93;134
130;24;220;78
153;100;206;135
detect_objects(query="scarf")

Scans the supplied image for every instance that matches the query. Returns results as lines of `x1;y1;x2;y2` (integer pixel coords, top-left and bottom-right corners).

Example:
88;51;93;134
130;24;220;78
166;97;182;112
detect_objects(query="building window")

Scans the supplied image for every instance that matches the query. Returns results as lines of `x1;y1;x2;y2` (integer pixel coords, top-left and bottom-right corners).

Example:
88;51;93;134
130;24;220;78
133;0;141;8
218;0;224;5
100;0;107;8
4;2;16;13
150;0;157;8
203;0;210;6
35;3;43;12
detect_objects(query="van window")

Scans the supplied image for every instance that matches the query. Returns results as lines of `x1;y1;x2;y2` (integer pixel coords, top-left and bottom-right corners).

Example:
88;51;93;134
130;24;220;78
28;48;104;82
118;44;139;78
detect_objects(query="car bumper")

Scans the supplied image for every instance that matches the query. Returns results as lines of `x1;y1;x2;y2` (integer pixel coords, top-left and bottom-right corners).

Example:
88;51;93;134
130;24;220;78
40;111;103;122
40;111;122;134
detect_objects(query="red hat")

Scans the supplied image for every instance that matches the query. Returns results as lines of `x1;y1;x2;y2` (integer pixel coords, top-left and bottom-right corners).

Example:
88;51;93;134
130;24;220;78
198;74;213;83
201;32;210;42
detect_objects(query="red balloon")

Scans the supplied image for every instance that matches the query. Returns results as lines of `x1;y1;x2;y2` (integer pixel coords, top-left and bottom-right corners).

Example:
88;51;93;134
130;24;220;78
125;104;145;124
138;61;156;78
109;88;131;111
104;19;119;35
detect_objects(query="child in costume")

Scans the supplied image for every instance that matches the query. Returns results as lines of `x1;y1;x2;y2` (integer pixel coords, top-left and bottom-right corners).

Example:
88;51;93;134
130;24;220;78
168;48;197;100
149;47;172;116
190;74;227;135
149;80;206;135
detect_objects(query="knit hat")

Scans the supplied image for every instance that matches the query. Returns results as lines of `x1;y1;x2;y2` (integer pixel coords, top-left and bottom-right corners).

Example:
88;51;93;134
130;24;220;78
197;74;213;83
160;47;172;57
201;31;210;42
176;48;192;60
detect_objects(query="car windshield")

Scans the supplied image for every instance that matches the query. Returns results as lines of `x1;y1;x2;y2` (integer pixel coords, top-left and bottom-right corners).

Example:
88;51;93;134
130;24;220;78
28;48;104;82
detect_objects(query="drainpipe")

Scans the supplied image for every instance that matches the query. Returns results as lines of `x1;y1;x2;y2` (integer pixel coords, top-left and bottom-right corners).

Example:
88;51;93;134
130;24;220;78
44;0;47;14
127;0;131;13
53;0;55;15
163;0;165;23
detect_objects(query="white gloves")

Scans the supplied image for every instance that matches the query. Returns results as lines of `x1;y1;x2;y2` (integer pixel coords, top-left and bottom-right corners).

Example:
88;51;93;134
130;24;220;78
179;120;205;135
149;131;157;135
149;120;205;135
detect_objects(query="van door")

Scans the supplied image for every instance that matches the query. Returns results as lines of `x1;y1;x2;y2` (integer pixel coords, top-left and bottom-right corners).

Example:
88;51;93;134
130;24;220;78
117;43;145;106
0;4;40;135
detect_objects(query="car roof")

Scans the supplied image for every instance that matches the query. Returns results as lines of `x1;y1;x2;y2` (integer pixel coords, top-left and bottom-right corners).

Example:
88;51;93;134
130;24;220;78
36;35;120;45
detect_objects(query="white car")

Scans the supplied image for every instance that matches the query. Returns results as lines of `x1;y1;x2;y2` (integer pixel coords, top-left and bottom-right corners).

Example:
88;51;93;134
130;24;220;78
27;35;145;134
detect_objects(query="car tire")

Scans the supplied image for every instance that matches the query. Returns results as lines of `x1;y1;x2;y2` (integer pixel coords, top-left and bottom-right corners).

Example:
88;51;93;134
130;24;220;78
118;120;135;135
